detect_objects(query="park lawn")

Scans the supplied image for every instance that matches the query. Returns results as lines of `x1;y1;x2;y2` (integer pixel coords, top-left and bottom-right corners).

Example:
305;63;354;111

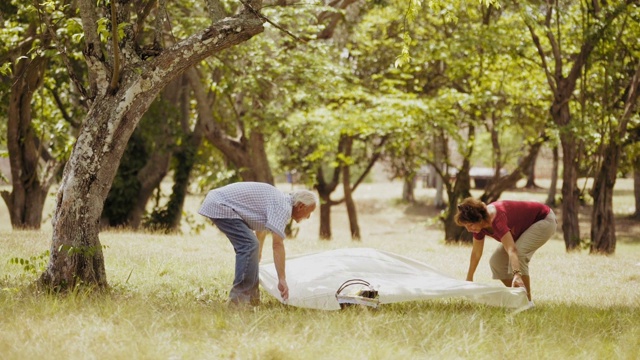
1;227;639;359
1;179;639;359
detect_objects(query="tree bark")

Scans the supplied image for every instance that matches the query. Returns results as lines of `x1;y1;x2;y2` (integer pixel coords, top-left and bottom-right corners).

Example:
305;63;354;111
39;1;265;291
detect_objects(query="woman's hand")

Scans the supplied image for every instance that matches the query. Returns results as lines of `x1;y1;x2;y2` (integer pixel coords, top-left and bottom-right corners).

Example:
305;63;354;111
512;273;525;288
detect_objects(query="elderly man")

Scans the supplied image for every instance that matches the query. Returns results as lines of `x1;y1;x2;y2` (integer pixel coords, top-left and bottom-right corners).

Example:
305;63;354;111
198;182;317;306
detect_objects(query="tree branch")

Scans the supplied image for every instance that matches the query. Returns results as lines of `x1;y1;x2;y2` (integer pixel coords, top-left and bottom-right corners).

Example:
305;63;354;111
238;0;305;43
108;0;121;94
45;85;81;128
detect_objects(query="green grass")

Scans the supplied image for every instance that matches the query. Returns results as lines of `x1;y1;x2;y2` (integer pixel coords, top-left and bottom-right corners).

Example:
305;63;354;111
1;180;640;359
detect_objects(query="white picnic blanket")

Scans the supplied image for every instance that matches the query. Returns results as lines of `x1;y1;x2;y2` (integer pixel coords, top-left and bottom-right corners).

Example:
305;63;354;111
259;247;529;311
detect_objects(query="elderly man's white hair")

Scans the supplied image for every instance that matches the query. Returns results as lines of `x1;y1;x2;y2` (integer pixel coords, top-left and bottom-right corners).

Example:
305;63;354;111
292;190;317;206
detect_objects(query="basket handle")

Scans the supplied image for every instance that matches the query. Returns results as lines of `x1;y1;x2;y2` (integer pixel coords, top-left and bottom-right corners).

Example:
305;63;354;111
336;279;372;295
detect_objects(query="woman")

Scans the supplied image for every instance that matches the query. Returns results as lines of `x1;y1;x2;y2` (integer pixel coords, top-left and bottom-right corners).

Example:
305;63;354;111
455;197;556;307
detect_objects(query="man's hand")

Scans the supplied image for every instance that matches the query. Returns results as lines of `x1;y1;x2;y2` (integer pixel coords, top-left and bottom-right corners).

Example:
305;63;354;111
278;278;289;301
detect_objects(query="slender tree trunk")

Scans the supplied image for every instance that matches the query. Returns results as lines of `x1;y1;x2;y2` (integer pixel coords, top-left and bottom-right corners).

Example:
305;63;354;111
2;55;55;229
153;138;200;232
546;146;559;207
342;137;360;240
590;149;617;254
198;100;274;184
591;64;640;252
443;171;473;242
434;134;446;209
559;133;581;251
402;176;415;203
443;200;469;242
318;192;333;240
634;160;640;220
524;151;539;188
443;125;473;243
246;130;274;184
146;77;204;232
128;150;170;228
315;164;340;240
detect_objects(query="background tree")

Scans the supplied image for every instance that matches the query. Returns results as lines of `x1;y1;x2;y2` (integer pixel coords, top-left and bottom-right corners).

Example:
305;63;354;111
590;63;640;253
519;0;637;251
0;2;78;229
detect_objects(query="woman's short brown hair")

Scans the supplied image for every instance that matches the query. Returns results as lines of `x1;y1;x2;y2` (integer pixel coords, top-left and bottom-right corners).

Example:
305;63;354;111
454;197;489;226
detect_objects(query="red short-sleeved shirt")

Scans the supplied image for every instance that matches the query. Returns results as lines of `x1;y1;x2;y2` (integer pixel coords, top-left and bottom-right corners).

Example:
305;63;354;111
473;200;550;242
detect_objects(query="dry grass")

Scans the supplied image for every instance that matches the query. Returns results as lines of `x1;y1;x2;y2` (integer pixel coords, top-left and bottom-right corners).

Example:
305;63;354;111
1;179;639;359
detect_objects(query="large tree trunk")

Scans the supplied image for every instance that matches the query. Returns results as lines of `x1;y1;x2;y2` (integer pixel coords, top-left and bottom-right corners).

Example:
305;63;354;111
39;3;265;291
39;94;147;290
1;53;57;229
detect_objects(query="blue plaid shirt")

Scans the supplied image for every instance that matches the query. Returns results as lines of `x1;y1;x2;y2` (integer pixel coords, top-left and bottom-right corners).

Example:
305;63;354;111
198;182;293;239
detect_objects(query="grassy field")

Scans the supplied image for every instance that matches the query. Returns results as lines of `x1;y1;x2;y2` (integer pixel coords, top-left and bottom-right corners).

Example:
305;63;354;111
1;180;639;359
